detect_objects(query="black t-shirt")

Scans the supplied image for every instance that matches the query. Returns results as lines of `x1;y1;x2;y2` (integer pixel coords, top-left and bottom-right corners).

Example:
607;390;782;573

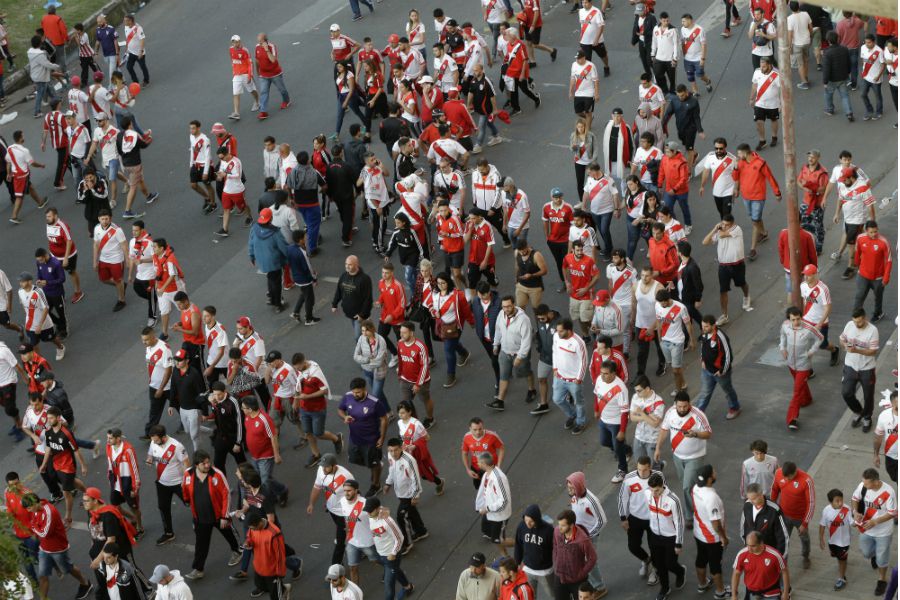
88;510;132;559
193;475;215;524
244;483;279;526
469;77;495;116
609;126;619;162
43;427;76;473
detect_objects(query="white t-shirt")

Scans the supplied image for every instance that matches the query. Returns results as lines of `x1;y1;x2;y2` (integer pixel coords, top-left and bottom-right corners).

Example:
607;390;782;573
712;225;745;265
67;88;91;124
124;24;145;56
94;223;127;264
340;495;375;548
700;152;736;197
19;288;52;333
578;7;605;45
680;25;706;62
93;125;120;165
593;376;629;425
786;11;812;46
840;320;879;371
482;0;507;24
838;177;875;225
607;264;636;307
427;138;467;164
571;61;598;97
146;340;173;390
584;175;617;214
0;269;11;312
147;437;188;486
655;300;689;344
568;224;599;251
860;44;886;84
660;406;710;460
128;236;156;281
752;68;781;109
204;322;229;368
632;147;662;186
504;190;530;231
751;20;775;56
330;580;364;600
799;281;831;325
221;157;245;195
631;391;665;443
315;465;354;515
638;84;665;114
875;408;898;460
851;482;897;537
691;485;725;542
819;503;853;547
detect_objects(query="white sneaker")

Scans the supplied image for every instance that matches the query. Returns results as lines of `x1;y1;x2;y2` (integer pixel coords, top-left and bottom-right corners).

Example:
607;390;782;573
228;112;240;120
471;144;483;154
251;101;260;112
638;560;648;577
715;314;729;326
55;345;65;361
389;355;399;368
611;470;625;483
487;136;503;146
646;565;659;585
742;296;752;311
684;225;692;236
228;551;242;566
184;569;204;580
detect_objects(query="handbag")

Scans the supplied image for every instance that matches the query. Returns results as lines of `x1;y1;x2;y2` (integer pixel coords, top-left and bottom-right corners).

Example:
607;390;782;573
407;303;430;324
230;366;262;394
440;321;461;339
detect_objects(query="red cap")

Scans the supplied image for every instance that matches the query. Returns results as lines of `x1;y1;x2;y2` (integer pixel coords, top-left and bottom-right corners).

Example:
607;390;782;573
236;316;252;328
258;207;273;224
802;264;818;276
93;71;105;82
388;33;400;43
447;89;459;99
463;26;474;36
840;167;855;179
85;487;104;502
211;122;226;135
70;75;81;87
592;290;611;306
174;349;188;360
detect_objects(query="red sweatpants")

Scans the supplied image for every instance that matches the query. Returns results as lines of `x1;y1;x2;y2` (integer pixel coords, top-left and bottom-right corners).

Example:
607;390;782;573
787;368;812;425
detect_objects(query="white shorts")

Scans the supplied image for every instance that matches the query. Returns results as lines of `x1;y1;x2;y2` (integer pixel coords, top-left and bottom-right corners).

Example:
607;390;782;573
158;290;178;316
232;74;257;95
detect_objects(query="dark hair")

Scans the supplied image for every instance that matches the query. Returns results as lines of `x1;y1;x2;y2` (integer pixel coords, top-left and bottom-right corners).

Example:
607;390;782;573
556;509;577;525
632;374;651;389
240;396;260;411
193;449;211;464
498;557;518;573
210;381;227;392
469;417;484;426
578;582;595;594
827;488;844;502
750;439;768;453
35;248;48;258
264;176;276;190
826;31;838;45
677;240;692;257
789;1;799;10
696;464;714;487
435;271;456;291
862;468;880;481
639;131;656;145
349;123;362;137
297;151;310;166
349;377;367;391
558;318;574;332
173;291;189;303
648;473;665;488
46;406;61;417
852;308;867;319
640;72;652;82
865;220;878;230
599;359;616;374
675;84;688;93
636;455;651;466
149;424;166;438
786;306;802;318
674;390;691;403
31;36;42;49
655;288;671;303
701;314;716;326
104;542;121;557
865;33;876;42
782;461;797;477
535;304;551;316
387;437;403;448
154;238;168;249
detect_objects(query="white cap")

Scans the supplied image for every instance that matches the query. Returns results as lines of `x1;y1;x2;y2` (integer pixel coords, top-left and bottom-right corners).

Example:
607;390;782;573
329;23;340;32
418;75;433;84
231;34;241;41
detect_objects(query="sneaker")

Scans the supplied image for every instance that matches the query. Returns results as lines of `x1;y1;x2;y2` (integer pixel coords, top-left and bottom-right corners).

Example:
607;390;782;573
725;408;741;420
510;108;523;117
742;296;752;311
788;419;799;430
364;484;381;497
873;113;883;120
304;454;321;469
841;267;855;279
228;112;240;120
864;113;873;121
655;592;669;600
122;210;136;219
830;348;840;366
457;351;470;367
184;569;204;580
713;588;731;599
290;558;303;580
257;112;269;120
435;478;445;495
655;363;667;377
75;583;94;599
55;345;65;361
334;432;344;454
732;17;742;25
721;29;731;37
571;424;586;435
833;578;847;591
401;543;414;555
797;81;810;89
388;354;399;368
71;291;85;304
611;470;625;483
684;225;693;236
422;418;435;430
524;389;537;403
851;414;864;428
250;588;265;598
471;144;483;154
875;580;887;596
146;192;159;204
250;102;260;112
530;403;551;416
305;317;321;326
862;418;873;433
215;228;230;237
228;551;242;566
705;82;713;93
715;314;729;326
113;301;126;312
352;14;364;21
748;248;758;261
770;137;778;148
647;565;659;585
675;568;686;589
564;417;576;430
486;399;505;411
670;388;686;398
443;375;457;388
603;66;611;77
872;312;884;323
54;184;67;191
49;494;64;504
228;570;248;581
755;140;767;151
639;560;649;577
8;217;21;224
412;530;429;542
697;577;714;592
487;136;503;146
550;47;558;62
134;528;145;541
281;101;292;109
830;250;842;260
848;113;855;122
534;94;541;108
159;333;169;342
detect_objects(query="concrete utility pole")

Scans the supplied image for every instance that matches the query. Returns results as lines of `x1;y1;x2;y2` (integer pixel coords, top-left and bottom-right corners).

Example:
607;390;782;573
774;0;803;308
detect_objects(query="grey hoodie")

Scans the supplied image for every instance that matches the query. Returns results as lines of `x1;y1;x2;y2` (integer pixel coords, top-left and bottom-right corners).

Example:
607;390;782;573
27;47;59;83
493;307;533;359
155;570;193;600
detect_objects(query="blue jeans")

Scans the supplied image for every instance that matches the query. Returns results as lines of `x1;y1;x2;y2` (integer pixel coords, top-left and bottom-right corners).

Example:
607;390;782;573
662;192;692;226
34;81;56;116
509;228;528;251
114;108;145;137
348;0;374;18
249;456;288;498
475;113;499;147
350;317;362;340
860;79;884;115
591;211;613;255
336;93;367;135
848;50;859;87
19;536;39;582
443;337;468;376
297;205;322;252
258;74;290;113
694;369;740;412
626;215;641;260
403;265;417;299
362;369;390;411
598;421;630;473
824;81;853;116
383;555;411;600
552;377;586;426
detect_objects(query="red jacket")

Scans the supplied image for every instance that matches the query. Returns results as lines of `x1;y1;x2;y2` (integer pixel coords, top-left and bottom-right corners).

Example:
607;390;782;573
734;153;780;201
41;14;68;46
855;233;893;284
657;152;689;195
552;524;596;584
777;228;817;274
246;522;286;577
876;17;898;37
770;468;815;526
4;487;33;539
797;163;828;209
378;278;407;323
182;466;231;520
442;99;477;138
648;234;679;284
30;500;69;552
500;569;535;600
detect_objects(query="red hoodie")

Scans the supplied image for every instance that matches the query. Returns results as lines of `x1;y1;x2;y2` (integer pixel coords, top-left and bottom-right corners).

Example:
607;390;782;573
378;278;407;324
500;569;535;600
648;234;679;284
734;153;781;201
777;228;817;274
552;523;596;584
657;152;689;195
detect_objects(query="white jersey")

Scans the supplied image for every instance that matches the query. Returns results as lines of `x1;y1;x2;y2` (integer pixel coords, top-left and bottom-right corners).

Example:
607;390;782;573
93;223;127;264
482;0;507;24
433;54;457;92
67;88;90;123
570;489;607;538
660;405;710;460
93;125;120;165
618;470;663;521
5;144;33;176
884;46;898;86
568;224;599;250
607;264;636;308
655;300;689;344
432;169;466;211
204;322;229;368
369;511;405;557
875;408;898;460
471;166;503;211
740;454;779;499
860;44;886;84
145;340;173;391
819;503;853;547
851;481;897;538
189;133;212;173
593;376;629;426
503;190;530;231
340;495;375;548
645;486;684;543
475;466;512;522
46;218;77;259
0;270;11;312
314;465;354;515
839;320;879;372
66;125;90;160
362;165;389;209
752;68;781;109
221;157;245;195
385;450;422;499
651;26;680;62
427;138;467;164
571;61;598;97
799;280;831;325
19;289;51;333
751;20;776;56
128;235;155;281
578;7;605;45
330;580;364;600
632;146;662;185
631;391;665;443
664;218;686;243
88;85;112;121
837;177;875;225
235;332;266;373
700;152;737;197
124;24;145;56
22;405;51;454
680;25;706;62
269;363;298;400
462;39;484;78
584;175;617;214
278;152;298;189
147;437;188;486
691;485;725;543
637;83;665;114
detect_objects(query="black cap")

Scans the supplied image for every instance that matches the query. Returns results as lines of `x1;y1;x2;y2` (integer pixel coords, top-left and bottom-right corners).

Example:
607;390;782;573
17;343;34;354
364;497;381;512
35;370;55;382
18;272;33;282
447;18;458;26
344;479;360;490
265;350;282;363
612;107;624;115
469;552;486;567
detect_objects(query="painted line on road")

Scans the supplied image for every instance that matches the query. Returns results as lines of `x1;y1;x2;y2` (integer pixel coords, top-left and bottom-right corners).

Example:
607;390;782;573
697;0;749;30
69;518;196;552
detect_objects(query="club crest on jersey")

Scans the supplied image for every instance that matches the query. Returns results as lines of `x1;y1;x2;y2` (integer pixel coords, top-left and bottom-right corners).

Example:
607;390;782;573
764;558;771;566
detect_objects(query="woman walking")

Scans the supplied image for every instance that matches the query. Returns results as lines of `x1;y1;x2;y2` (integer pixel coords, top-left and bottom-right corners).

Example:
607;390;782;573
353;319;391;413
430;272;472;388
570;118;596;200
333;62;367;140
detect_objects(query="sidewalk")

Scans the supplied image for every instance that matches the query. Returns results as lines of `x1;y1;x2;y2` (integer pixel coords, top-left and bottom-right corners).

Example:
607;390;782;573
789;329;898;599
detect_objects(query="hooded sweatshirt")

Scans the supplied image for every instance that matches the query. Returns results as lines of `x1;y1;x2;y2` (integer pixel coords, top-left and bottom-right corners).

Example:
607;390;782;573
248;223;289;273
332;268;374;319
155;570;193;600
514;504;554;574
27;47;59;83
632;103;665;150
500;569;535;600
566;471;607;538
493;307;533;359
552;523;596;584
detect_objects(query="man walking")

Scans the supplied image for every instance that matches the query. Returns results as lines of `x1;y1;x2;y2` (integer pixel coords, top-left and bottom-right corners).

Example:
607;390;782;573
770;461;815;569
645;473;686;600
853;220;891;321
840;309;880;432
123;14;149;87
488;296;536;411
255;33;291;121
228;35;260;120
338;378;389;497
732;143;781;261
780;307;823;430
694;315;741;419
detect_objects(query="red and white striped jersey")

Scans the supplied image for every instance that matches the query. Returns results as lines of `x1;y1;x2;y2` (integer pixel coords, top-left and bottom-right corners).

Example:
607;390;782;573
18;287;52;333
43;111;69;150
644;486;684;544
799;280;831;325
875;408;898;460
66;124;90;160
660;405;710;460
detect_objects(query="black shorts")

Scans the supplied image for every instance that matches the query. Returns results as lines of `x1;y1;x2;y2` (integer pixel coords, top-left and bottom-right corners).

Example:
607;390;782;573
717;262;747;293
190;165;212;184
525;27;542;44
445;250;465;269
828;543;849;560
60;253;77;274
348;444;382;468
678;129;697;151
26;328;56;345
56;470;77;493
0;383;16;418
580;42;607;59
753;106;780;121
467;263;498;289
694;538;724;574
0;311;9;325
574;96;595;114
482;518;507;543
110;478;140;509
844;222;863;244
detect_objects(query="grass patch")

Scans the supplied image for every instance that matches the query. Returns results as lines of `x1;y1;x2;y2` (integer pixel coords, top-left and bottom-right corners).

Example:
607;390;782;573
1;0;108;71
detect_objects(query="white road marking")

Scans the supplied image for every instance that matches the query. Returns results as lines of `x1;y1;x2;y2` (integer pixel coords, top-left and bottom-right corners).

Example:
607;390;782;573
697;0;750;29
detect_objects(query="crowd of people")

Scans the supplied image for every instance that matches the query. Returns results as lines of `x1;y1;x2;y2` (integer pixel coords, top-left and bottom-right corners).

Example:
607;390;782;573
0;0;897;599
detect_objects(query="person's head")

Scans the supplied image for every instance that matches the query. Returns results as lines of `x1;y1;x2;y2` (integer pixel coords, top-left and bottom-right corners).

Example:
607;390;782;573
34;247;50;265
888;37;898;53
106;427;124;447
193;449;212;473
827;489;844;509
98;208;112;228
399;322;416;343
571;238;584;259
28;391;44;413
640;72;653;88
173;291;191;312
577;582;596;600
745;483;765;506
468;552;487;577
721;213;736;230
753;6;765;21
21;493;42;512
572;209;587;229
611;248;627;267
675;83;689;101
595;334;612;353
864;33;876;49
152;238;169;256
696;464;716;487
345;255;360;275
699;314;717;335
599;360;617;384
556;318;574;340
103;542;121;566
240;396;260;415
750;439;768;460
498;557;518;583
658;205;673;223
131;219;146;238
387;437;404;460
745;530;764;553
638;132;655;151
632;374;652;400
550;187;564;203
865;220;879;239
30;36;42;49
736;142;752;160
782;461;798;480
140;326;158;348
148;424;167;445
326;564;348;588
804;148;821;167
648;473;666;498
81;486;104;512
393;212;411;232
343;479;360;501
247;508;269;530
659;11;670;26
611;107;624;124
381;262;395;282
45;406;63;428
436;271;455;293
681;13;694;27
349;377;368;400
359;319;376;339
329;23;341;38
636;455;652;478
476;451;494;472
655;288;671;307
264;350;284;371
5;472;22;492
468;417;485;438
674;390;692;416
759;56;773;73
208;380;228;404
501;295;517;318
587;162;603;178
124;13;135;26
556;509;577;535
862;468;882;490
852;307;868;328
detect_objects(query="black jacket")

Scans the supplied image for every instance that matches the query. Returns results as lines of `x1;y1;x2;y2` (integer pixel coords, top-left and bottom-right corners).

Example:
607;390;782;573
345;138;369;179
662;93;703;134
739;499;789;557
211;394;243;447
631;12;657;46
514;504;554;571
43;381;75;425
394;151;417;183
258;189;288;214
378;116;409;153
94;558;145;600
699;326;733;375
468;75;496;116
822;44;851;84
385;227;424;267
677;258;703;304
535;311;560;364
169;366;207;411
325;160;357;202
115;131;149;167
332;269;374;319
470;291;502;344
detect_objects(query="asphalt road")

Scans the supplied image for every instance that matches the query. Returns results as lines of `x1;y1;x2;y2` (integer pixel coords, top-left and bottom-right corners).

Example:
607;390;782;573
0;0;897;597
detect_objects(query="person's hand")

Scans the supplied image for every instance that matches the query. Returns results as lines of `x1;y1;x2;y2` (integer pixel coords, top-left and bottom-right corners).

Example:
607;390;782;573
819;538;827;550
748;98;754;107
594;410;600;420
721;535;729;549
202;173;208;181
698;132;706;140
654;449;661;462
388;554;396;561
799;524;808;534
167;407;175;416
343;414;354;424
675;546;682;555
93;262;99;272
412;384;420;394
220;518;229;529
306;504;314;515
781;350;788;360
411;496;420;506
376;437;384;448
233;444;241;453
62;257;69;268
479;508;488;515
274;454;283;465
616;431;625;442
688;340;696;351
466;469;478;479
154;389;163;399
332;307;338;313
775;194;782;202
620;520;629;531
41;142;46;152
81;464;88;477
874;453;881;467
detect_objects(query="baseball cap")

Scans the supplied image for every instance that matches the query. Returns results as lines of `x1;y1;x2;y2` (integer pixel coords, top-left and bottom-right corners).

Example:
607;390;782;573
97;113;109;121
258;207;273;224
469;552;486;567
446;89;459;99
35;370;55;382
802;264;818;276
325;564;346;581
575;50;586;59
418;75;434;84
63;110;75;118
611;107;624;115
93;71;105;82
236;316;252;328
319;453;338;467
85;487;104;502
148;565;171;585
17;343;34;354
665;140;681;152
17;272;32;282
343;479;360;490
211;122;226;134
593;290;611;306
70;75;81;87
230;34;241;41
329;23;340;32
173;349;188;361
840;167;855;179
431;109;444;118
265;350;282;363
550;187;563;197
806;149;821;158
388;33;400;43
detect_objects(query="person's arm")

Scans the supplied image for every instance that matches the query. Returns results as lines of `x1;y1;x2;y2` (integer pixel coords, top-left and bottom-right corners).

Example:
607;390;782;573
730;569;742;600
780;565;791;600
654;428;668;462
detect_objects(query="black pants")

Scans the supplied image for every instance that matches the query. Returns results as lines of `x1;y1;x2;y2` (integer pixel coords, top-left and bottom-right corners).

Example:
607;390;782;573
156;481;185;535
555;579;586;600
547;241;568;282
79;56;99;83
713;195;733;220
841;366;876;419
36;453;62;497
378;321;400;356
510;78;540;112
46;294;67;336
254;573;288;600
684;300;703;329
371;208;388;250
637;42;652;76
890;84;898;111
575;163;587;201
335;198;355;243
479;338;501;387
485;209;510;245
53;147;69;187
626;515;651;562
292;284;315;321
651;59;676;95
266;270;283;307
649;532;684;593
419;315;435;358
181;341;204;375
126;53;150;84
145;387;167;436
192;518;240;571
723;0;740;30
329;510;347;565
132;278;158;320
886;456;898;483
635;326;665;376
397;497;427;548
213;437;246;475
255;382;272;412
854;276;885;316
